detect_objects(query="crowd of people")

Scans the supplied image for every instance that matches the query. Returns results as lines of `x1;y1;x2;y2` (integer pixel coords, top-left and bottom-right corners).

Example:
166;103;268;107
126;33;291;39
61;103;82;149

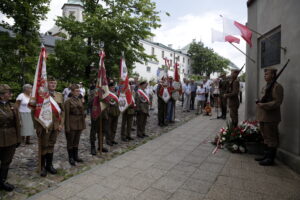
0;68;259;192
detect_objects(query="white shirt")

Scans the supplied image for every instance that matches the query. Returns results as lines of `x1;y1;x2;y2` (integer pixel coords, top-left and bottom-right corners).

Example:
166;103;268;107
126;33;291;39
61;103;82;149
80;87;86;97
183;84;191;95
63;87;71;101
196;87;206;101
16;93;31;113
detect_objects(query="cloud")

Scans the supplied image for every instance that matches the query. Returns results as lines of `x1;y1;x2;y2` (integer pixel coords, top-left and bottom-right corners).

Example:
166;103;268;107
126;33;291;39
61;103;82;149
153;11;247;67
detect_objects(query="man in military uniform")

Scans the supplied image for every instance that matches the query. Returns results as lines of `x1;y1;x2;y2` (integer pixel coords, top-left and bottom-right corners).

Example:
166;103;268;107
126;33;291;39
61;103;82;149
219;73;229;119
107;82;120;145
255;68;284;166
0;84;21;191
157;79;168;126
224;69;240;127
89;85;108;155
33;76;64;177
136;81;149;138
120;90;135;142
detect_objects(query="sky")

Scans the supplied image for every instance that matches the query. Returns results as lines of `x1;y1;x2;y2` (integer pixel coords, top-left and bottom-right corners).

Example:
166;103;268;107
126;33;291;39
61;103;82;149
1;0;248;67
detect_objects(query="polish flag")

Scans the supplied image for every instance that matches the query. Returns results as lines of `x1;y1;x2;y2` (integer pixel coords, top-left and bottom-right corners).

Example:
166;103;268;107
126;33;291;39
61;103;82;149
222;16;252;47
211;29;240;44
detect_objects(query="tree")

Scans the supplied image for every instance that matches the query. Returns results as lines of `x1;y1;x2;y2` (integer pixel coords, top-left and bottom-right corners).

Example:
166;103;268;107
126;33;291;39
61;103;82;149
0;0;50;89
53;0;161;82
188;41;230;77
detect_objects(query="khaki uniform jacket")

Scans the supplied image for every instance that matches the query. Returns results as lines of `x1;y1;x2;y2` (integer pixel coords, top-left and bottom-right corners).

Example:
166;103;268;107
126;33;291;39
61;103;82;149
108;96;120;117
135;90;149;115
64;96;86;132
256;82;283;122
0;102;21;147
219;78;229;95
34;91;64;132
226;79;240;108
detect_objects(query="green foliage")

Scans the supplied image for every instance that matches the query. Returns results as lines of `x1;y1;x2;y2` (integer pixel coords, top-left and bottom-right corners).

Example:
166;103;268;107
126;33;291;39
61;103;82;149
188;41;230;77
239;72;246;82
54;0;161;81
0;0;50;93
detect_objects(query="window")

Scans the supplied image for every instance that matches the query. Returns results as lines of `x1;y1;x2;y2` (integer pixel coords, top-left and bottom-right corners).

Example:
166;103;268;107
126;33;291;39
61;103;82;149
147;66;151;72
162;51;164;58
69;11;75;17
261;29;281;68
151;47;155;56
170;60;173;67
183;57;185;63
188;59;190;64
178;56;180;62
170;53;172;57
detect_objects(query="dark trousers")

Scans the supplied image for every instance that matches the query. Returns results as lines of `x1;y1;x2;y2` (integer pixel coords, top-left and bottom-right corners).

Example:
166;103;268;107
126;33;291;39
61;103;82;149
66;130;82;150
37;129;58;155
158;98;167;125
121;110;134;139
229;106;239;127
220;96;227;117
109;116;119;142
0;145;16;170
260;122;279;148
190;91;196;110
136;112;148;137
90;117;100;144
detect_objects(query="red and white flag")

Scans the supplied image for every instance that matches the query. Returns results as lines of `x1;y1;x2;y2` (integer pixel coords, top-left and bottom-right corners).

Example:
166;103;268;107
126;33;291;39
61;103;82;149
211;29;240;44
91;51;110;120
172;62;181;101
30;46;60;128
222;16;252;47
118;55;133;112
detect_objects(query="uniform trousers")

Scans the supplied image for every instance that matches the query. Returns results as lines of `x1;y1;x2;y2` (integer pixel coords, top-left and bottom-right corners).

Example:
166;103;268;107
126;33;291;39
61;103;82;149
229;106;239;127
37;129;58;155
136;112;148;137
260;122;279;148
158;98;167;124
121;110;134;139
220;96;227;117
109;116;119;142
65;130;82;150
0;145;16;170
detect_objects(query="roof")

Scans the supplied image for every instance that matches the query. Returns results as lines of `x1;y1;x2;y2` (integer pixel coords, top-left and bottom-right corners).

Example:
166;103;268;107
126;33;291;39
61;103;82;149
41;34;64;47
142;39;189;56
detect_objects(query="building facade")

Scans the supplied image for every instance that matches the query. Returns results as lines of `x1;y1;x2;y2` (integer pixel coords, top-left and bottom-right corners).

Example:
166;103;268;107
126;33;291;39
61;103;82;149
134;40;191;81
246;0;300;173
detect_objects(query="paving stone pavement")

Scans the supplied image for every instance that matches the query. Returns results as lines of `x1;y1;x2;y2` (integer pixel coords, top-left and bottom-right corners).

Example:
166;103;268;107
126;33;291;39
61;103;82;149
28;105;300;200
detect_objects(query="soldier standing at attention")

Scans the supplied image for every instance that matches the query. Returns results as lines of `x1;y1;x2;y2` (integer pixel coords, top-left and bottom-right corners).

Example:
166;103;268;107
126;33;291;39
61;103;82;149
255;68;284;166
224;69;240;127
120;83;135;142
136;81;150;138
34;76;64;177
0;84;21;191
157;79;168;126
219;73;229;119
64;84;86;166
107;82;120;146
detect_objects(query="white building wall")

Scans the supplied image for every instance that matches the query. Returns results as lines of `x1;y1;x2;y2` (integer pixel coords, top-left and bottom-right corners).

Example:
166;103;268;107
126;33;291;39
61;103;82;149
133;40;191;81
62;4;84;22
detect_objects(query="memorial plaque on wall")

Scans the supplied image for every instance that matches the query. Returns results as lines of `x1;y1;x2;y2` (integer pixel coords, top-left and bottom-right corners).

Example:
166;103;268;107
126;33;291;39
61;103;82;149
261;31;281;68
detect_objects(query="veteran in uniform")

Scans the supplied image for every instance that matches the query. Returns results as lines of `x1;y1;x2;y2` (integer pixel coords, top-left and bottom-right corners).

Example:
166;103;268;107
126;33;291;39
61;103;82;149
64;84;86;165
157;79;168;126
219;73;229;119
33;76;64;177
120;97;135;142
0;84;21;191
136;81;150;138
224;69;240;127
107;82;120;146
255;68;284;166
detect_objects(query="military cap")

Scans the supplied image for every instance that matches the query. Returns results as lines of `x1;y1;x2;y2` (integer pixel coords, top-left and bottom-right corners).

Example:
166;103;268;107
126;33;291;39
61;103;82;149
47;76;56;81
0;84;12;94
139;81;147;86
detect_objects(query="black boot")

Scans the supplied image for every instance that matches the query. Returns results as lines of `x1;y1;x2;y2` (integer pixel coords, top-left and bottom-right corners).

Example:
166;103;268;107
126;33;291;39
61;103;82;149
255;144;267;161
45;153;57;174
91;142;96;155
68;149;76;166
40;155;47;177
259;147;276;166
73;148;83;162
0;168;14;192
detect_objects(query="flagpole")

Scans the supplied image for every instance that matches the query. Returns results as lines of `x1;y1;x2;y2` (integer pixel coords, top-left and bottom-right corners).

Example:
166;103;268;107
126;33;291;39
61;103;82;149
228;42;256;63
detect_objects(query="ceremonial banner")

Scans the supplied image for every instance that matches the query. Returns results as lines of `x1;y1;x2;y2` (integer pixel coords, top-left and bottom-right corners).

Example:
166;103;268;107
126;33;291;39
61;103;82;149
30;46;53;128
118;55;133;112
172;63;181;101
91;51;110;120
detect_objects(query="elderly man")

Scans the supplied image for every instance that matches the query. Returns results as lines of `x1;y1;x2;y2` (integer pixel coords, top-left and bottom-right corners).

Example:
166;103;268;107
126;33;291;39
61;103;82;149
183;79;191;112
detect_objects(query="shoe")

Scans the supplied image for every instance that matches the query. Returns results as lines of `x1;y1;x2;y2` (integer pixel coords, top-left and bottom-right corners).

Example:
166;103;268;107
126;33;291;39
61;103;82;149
0;168;15;191
131;128;136;131
102;147;108;153
137;135;144;138
25;137;32;145
143;134;149;138
68;149;76;166
259;158;274;166
112;141;118;145
259;147;276;166
187;110;190;112
106;141;113;146
91;146;97;155
45;153;57;174
127;137;134;141
121;138;128;142
73;148;83;162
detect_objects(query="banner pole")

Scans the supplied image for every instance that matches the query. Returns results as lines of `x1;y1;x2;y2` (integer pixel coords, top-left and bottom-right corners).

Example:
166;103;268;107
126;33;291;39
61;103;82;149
228;43;256;63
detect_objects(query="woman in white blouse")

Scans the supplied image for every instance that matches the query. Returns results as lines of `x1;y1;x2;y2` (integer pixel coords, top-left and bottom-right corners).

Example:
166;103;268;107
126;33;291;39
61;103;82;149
16;84;34;144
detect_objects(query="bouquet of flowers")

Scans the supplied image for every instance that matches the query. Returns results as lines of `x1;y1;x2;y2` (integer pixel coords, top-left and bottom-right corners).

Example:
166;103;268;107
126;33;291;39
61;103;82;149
213;120;261;153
